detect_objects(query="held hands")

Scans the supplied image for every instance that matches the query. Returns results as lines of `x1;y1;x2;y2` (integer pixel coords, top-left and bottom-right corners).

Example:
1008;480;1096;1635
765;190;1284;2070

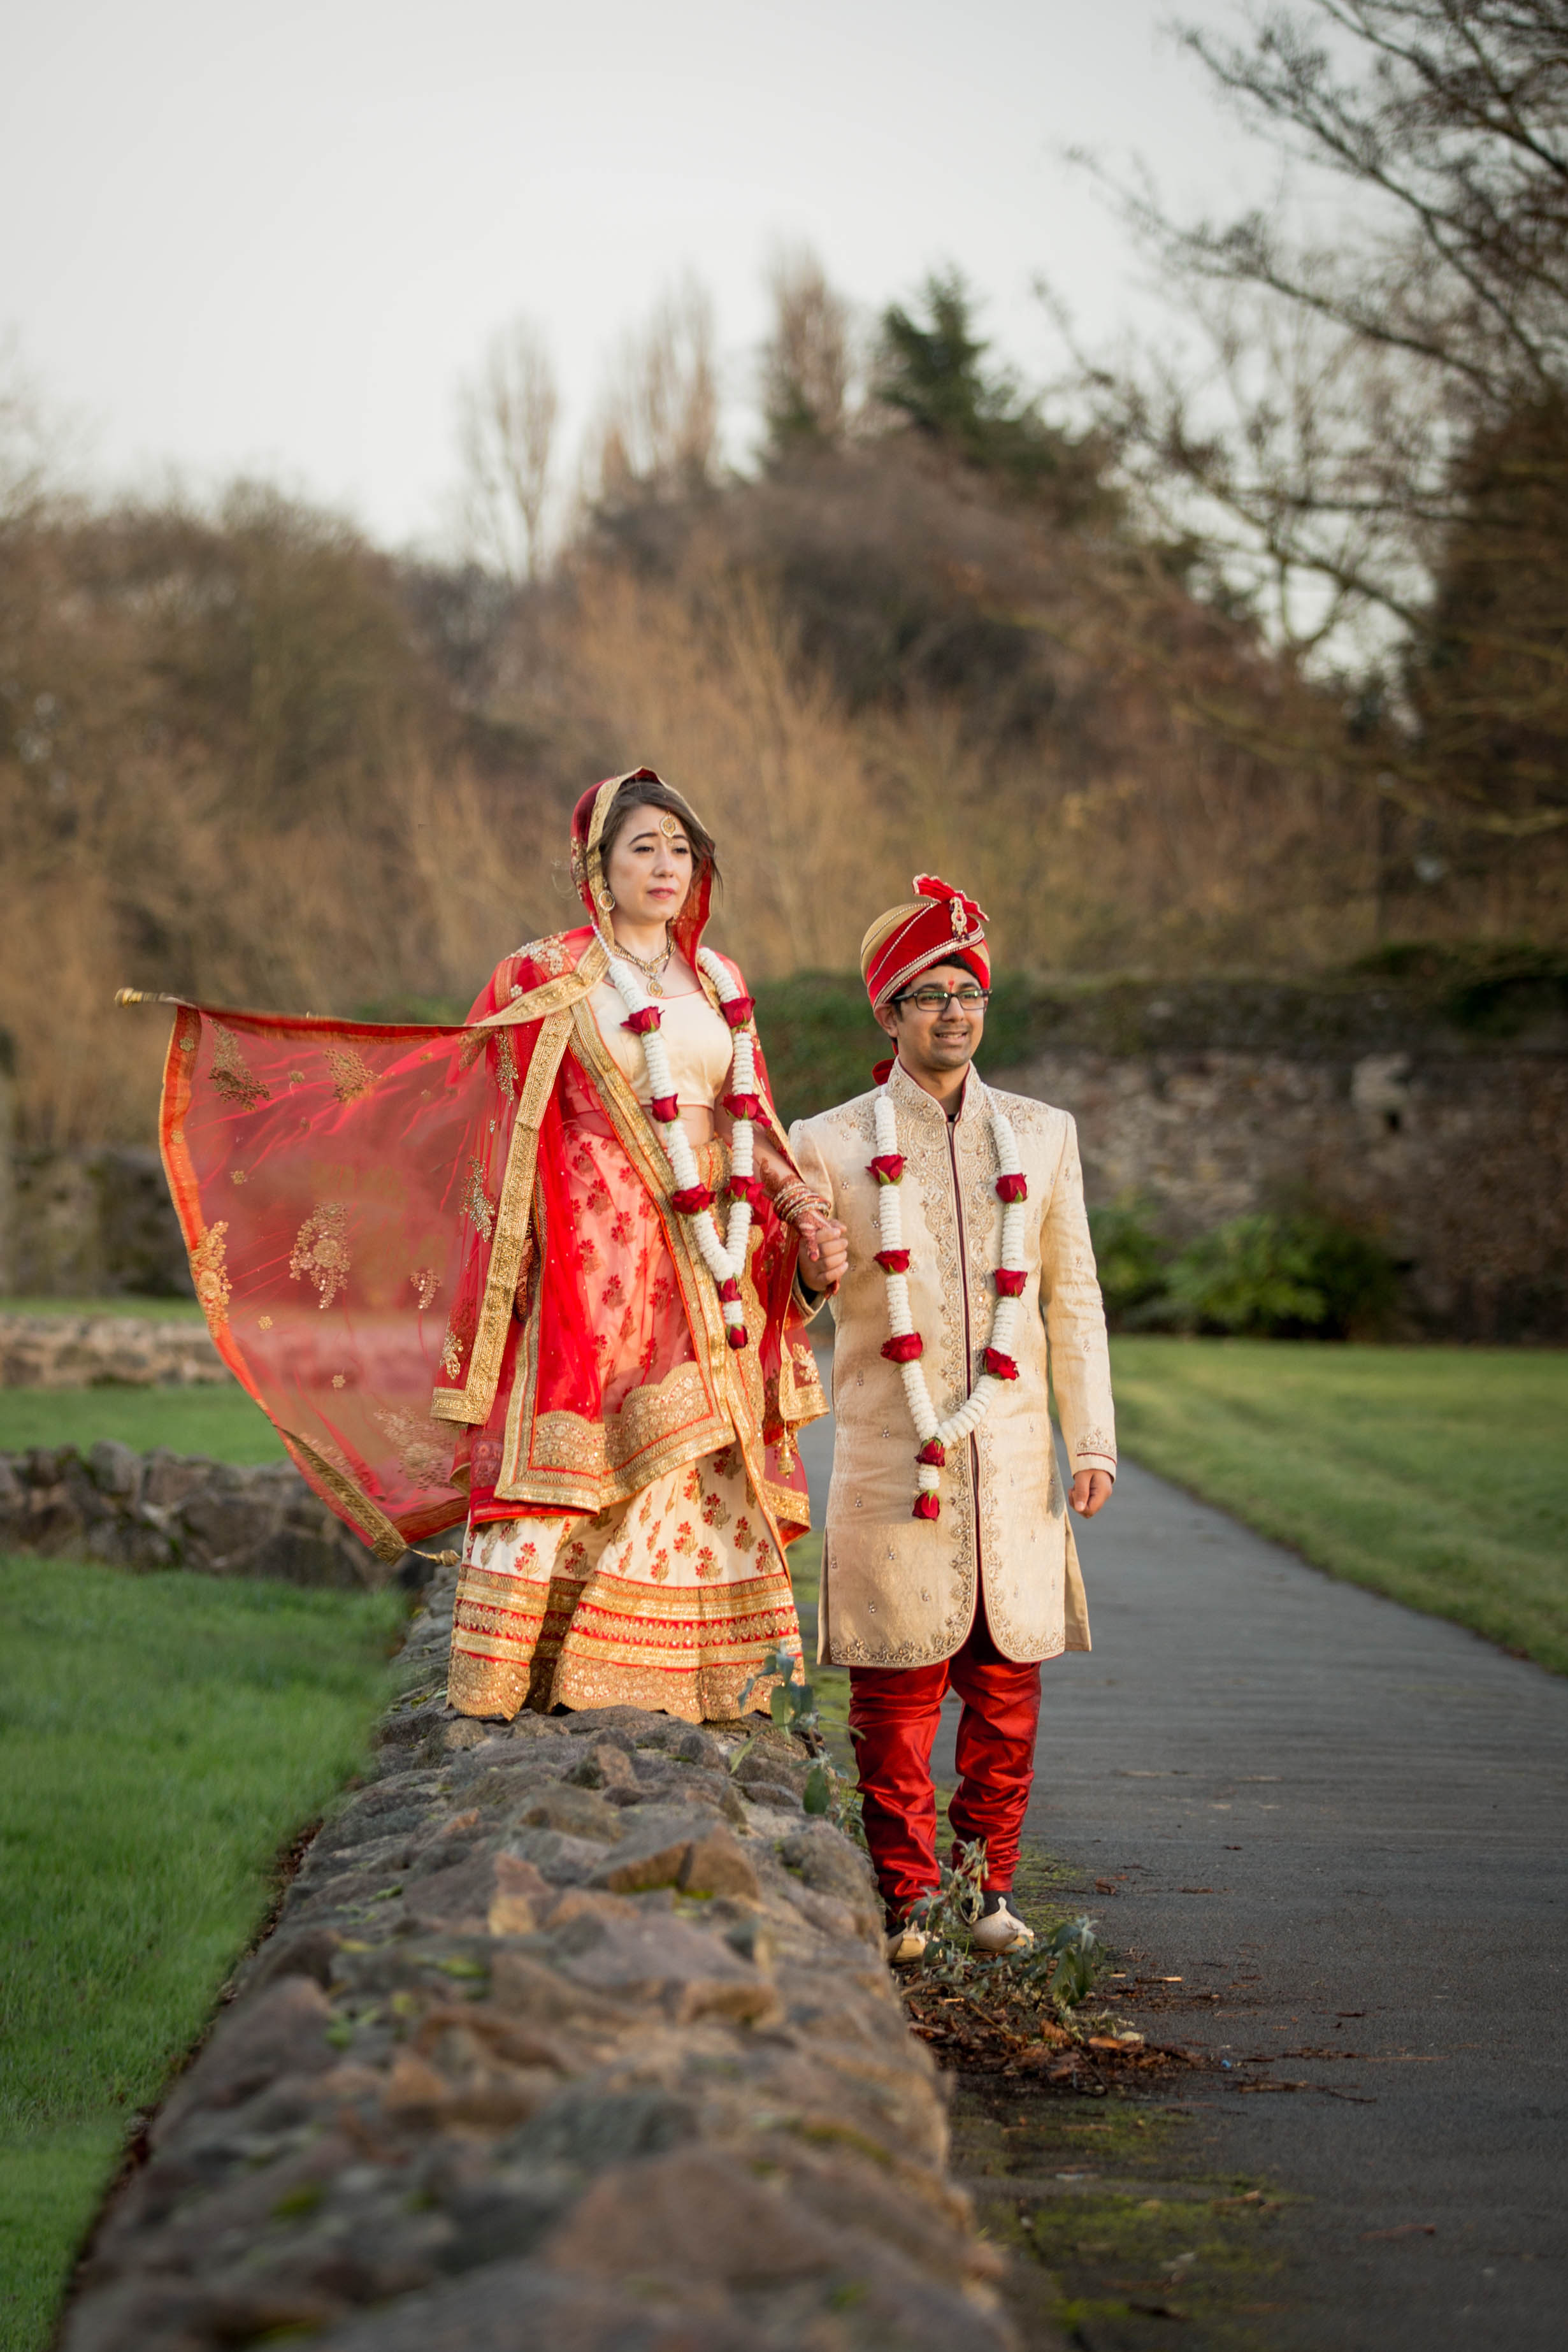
796;1211;849;1295
1070;1469;1114;1519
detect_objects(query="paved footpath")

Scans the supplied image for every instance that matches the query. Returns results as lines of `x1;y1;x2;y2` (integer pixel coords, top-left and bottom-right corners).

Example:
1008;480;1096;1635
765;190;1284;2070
922;1458;1568;2350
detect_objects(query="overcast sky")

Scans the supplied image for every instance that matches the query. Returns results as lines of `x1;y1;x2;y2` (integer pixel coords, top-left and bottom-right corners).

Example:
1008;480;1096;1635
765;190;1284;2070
3;0;1277;549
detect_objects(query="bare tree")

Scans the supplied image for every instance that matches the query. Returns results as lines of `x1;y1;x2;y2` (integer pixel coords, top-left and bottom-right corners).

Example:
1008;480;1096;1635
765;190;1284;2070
456;317;560;582
760;247;854;451
1068;0;1568;844
0;334;80;531
590;275;720;505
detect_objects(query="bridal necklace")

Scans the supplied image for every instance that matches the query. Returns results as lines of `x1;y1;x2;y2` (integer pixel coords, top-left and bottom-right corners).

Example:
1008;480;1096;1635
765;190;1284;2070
603;946;762;1350
612;930;674;995
870;1074;1029;1519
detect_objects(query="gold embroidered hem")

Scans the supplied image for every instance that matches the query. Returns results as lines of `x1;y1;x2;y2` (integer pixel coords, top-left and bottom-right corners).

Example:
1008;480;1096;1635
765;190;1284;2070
446;1442;800;1726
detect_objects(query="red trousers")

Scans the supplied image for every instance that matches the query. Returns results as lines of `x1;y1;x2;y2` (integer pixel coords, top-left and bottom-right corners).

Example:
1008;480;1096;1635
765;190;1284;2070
848;1599;1042;1914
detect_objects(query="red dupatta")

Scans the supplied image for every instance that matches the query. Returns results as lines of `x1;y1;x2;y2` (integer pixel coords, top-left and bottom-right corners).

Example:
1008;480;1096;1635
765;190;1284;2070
140;770;824;1569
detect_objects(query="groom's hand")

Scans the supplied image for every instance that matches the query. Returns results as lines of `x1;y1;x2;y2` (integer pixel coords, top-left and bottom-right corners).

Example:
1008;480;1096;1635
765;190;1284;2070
1070;1469;1114;1519
796;1214;848;1294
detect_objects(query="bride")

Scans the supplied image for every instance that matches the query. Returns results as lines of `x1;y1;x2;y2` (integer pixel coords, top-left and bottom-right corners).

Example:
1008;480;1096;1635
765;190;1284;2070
147;766;846;1726
437;768;847;1721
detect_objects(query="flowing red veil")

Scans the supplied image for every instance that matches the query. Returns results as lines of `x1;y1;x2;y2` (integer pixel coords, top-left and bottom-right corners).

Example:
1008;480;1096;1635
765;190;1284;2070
136;770;816;1568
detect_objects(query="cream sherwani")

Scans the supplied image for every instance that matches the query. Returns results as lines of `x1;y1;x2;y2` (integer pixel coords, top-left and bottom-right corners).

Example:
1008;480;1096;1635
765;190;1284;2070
789;1060;1116;1670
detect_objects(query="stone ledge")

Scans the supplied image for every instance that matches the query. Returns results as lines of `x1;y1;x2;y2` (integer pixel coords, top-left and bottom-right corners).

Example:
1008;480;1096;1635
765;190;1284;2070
0;1313;227;1389
0;1445;389;1589
61;1568;1019;2351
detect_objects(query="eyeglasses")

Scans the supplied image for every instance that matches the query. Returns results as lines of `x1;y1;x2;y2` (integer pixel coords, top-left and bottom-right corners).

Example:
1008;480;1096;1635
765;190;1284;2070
894;985;989;1013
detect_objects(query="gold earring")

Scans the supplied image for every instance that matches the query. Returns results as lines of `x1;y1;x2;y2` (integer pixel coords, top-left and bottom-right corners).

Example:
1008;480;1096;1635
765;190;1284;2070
597;887;615;911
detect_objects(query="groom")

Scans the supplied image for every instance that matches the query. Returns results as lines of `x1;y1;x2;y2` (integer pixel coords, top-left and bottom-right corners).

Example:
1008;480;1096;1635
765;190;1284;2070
789;878;1116;1963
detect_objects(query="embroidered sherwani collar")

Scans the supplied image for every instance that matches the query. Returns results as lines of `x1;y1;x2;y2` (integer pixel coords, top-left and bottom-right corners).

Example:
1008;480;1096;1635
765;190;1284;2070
888;1056;981;1130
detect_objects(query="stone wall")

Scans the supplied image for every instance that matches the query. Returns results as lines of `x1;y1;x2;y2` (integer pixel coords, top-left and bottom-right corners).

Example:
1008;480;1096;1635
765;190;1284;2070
0;1313;224;1387
8;1147;195;1298
0;1445;396;1589
62;1567;1015;2352
995;1043;1568;1341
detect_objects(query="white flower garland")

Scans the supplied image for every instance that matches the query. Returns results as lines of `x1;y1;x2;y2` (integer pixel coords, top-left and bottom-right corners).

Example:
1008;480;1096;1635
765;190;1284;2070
872;1079;1029;1519
605;945;759;1349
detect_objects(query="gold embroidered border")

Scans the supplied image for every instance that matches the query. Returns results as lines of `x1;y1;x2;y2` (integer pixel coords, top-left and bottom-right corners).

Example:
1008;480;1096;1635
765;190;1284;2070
474;933;608;1029
431;1005;573;1427
529;1360;714;1484
539;1652;791;1726
449;1553;799;1724
543;1575;798;1631
447;1649;531;1719
278;1429;408;1568
503;1411;737;1517
759;1475;813;1534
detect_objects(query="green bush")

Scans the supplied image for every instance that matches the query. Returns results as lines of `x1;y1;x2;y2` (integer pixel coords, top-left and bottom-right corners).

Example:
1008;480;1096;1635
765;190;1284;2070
1086;1199;1170;1327
1163;1211;1399;1339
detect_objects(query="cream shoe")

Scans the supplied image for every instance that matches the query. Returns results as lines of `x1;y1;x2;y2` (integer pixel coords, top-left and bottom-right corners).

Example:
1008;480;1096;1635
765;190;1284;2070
971;1894;1035;1955
882;1898;933;1966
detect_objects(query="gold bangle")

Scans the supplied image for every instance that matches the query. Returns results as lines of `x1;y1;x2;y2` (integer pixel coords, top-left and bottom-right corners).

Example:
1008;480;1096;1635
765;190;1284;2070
775;1184;831;1227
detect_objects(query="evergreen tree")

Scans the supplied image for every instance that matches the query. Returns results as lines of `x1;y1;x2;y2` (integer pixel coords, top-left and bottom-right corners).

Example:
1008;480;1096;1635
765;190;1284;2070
876;271;1116;522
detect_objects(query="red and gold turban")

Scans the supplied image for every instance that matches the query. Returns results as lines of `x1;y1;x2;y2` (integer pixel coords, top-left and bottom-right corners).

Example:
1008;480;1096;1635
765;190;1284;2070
859;875;990;1009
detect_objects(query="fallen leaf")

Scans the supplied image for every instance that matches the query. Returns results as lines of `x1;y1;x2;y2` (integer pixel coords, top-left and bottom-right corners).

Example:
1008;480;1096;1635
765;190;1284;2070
1362;2224;1435;2241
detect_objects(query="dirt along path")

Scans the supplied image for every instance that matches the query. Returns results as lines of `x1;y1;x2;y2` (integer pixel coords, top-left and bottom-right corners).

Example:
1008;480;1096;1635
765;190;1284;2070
920;1455;1568;2351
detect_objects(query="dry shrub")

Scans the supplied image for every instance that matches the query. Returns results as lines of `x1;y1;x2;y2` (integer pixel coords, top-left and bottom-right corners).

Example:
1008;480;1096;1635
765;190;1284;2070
524;567;888;973
519;530;1373;979
0;489;567;1147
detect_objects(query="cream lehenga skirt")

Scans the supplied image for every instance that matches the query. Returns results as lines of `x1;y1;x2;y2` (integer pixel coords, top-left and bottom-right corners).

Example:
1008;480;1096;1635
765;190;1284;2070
445;1438;802;1724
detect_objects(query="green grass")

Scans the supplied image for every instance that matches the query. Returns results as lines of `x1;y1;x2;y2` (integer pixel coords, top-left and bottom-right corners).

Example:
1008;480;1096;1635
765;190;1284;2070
0;1387;284;1464
0;1297;205;1320
0;1561;405;2350
1112;1338;1568;1674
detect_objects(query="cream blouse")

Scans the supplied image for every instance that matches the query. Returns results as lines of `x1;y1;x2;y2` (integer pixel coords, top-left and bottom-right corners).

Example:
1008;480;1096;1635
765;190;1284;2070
588;980;735;1109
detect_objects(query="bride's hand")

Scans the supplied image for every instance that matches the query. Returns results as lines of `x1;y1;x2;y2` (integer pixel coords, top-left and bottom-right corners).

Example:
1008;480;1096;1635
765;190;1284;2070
796;1213;848;1294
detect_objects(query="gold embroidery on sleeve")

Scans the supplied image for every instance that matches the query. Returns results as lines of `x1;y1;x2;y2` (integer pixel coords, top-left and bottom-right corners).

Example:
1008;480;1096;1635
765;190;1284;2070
210;1024;269;1111
289;1203;352;1309
410;1266;440;1311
